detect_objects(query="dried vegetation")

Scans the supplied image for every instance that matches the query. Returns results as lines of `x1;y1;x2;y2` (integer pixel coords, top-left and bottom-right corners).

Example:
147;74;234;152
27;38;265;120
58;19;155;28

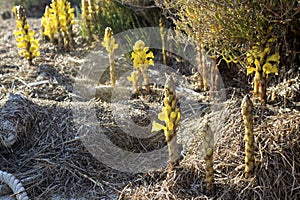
0;0;299;199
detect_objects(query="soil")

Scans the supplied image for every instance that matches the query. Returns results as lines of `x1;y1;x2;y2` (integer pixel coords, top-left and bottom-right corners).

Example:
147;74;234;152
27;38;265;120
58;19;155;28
0;2;300;200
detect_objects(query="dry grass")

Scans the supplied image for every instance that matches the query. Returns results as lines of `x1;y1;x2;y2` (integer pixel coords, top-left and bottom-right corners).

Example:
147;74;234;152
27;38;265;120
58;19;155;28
119;99;300;199
1;92;298;199
0;10;299;199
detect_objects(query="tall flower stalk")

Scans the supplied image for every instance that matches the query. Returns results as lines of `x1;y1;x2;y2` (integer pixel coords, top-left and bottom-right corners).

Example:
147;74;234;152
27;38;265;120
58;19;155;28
13;5;40;65
246;37;280;105
201;121;214;193
102;27;118;87
81;0;99;42
159;17;167;65
241;95;254;178
131;40;154;94
41;0;76;50
152;76;182;165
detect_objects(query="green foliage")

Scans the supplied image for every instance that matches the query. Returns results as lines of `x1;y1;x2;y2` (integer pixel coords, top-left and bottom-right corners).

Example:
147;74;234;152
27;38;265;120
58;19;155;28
80;0;149;40
12;0;80;17
158;0;299;67
13;0;80;7
96;0;138;35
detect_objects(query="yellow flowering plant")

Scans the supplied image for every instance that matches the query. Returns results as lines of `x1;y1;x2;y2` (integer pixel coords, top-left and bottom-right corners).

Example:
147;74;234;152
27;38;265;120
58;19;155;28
41;0;76;50
41;6;53;41
127;70;140;94
241;95;254;178
130;40;154;94
246;37;280;105
152;76;182;164
13;5;40;65
131;40;154;68
102;27;118;86
81;0;99;42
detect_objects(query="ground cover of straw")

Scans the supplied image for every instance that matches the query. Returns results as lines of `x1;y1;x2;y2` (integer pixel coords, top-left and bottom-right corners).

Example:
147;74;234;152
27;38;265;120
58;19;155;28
0;13;299;200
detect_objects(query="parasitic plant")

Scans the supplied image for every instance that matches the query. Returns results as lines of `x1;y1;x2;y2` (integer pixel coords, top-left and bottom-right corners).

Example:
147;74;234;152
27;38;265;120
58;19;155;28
152;76;182;165
41;6;53;41
81;0;91;41
49;0;63;48
159;17;167;65
42;0;76;50
61;0;76;49
241;95;254;178
102;27;118;86
127;70;140;95
131;40;154;94
201;121;214;193
13;5;40;65
81;0;98;42
197;43;208;91
246;36;280;105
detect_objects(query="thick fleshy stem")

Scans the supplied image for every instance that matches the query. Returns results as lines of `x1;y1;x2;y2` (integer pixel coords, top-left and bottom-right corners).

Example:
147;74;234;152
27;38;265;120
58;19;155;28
201;122;214;194
81;0;92;42
197;43;208;91
102;27;118;87
159;17;167;65
152;76;182;165
241;95;254;178
140;66;150;94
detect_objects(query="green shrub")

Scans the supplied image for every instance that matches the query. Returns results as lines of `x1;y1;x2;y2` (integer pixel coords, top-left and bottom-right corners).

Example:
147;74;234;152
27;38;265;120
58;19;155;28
157;0;299;70
12;0;80;17
80;0;158;40
156;0;299;103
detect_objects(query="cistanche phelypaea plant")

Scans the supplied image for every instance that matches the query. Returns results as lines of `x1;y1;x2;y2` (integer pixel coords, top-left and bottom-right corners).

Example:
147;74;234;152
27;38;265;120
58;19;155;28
130;40;154;94
41;6;53;42
127;70;140;95
81;0;99;42
241;95;254;178
159;17;167;65
151;76;182;166
102;27;118;87
62;0;76;49
197;43;208;92
246;36;280;105
13;5;40;66
41;0;76;50
201;121;214;193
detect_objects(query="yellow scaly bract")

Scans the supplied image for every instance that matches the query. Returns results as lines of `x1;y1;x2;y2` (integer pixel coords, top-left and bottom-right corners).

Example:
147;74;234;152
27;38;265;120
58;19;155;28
246;37;280;78
42;0;76;48
131;40;154;69
152;87;181;142
127;70;139;85
13;6;40;63
102;27;118;53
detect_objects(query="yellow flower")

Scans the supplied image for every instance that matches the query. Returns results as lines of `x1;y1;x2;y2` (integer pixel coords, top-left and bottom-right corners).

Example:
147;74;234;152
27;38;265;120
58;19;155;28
12;6;17;15
266;53;280;63
246;67;256;75
102;27;118;53
131;40;154;69
262;63;278;75
151;121;167;133
254;59;260;68
127;70;139;83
